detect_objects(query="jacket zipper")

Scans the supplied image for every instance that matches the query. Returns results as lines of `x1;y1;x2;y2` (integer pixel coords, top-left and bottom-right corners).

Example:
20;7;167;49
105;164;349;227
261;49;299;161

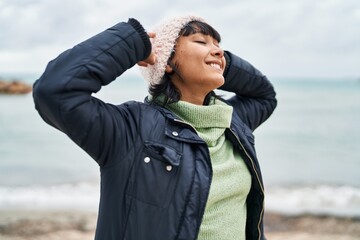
229;128;264;240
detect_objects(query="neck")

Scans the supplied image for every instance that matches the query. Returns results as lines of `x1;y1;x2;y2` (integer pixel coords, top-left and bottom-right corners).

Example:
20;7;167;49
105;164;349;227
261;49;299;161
180;92;206;105
171;77;211;105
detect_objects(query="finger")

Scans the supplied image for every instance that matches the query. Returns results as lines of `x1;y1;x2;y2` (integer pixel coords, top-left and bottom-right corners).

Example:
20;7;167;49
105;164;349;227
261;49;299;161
137;61;148;67
148;32;156;38
149;55;156;65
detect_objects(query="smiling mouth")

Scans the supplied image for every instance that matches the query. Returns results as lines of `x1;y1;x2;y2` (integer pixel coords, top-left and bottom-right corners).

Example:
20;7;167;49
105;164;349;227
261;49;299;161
208;63;221;70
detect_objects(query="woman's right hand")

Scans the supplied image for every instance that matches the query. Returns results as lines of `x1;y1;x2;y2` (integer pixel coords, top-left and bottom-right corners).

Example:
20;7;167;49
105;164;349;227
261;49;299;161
137;32;156;67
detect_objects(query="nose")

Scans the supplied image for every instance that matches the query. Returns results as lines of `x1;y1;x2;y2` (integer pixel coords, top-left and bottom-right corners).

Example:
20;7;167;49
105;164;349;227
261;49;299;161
211;45;224;58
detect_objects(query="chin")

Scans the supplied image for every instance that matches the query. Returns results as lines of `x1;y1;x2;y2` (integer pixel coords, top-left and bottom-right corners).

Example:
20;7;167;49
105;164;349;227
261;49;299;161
215;77;225;88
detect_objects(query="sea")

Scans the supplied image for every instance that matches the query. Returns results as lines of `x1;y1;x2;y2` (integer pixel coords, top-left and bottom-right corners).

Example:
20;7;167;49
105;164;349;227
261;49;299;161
1;72;359;217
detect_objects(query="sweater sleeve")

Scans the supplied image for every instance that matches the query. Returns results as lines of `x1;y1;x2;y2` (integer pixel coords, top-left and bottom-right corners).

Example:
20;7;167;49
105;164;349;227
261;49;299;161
219;51;277;131
33;19;150;166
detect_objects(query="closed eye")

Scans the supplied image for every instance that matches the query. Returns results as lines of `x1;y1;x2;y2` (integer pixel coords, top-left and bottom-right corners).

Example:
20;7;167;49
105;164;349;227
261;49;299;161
194;40;206;44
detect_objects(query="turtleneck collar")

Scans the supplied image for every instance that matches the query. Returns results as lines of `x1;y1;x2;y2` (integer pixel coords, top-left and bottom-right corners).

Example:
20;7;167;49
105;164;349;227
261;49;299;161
165;96;233;130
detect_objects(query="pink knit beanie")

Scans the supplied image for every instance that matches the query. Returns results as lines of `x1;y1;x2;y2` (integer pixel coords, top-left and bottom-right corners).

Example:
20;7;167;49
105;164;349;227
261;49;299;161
139;15;205;85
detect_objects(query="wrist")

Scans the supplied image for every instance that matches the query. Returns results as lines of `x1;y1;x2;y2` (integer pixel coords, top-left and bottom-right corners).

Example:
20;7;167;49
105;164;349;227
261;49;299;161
223;51;231;78
127;18;152;59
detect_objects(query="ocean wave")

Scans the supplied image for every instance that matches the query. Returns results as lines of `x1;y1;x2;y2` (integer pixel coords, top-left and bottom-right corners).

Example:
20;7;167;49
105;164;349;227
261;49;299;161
0;182;100;211
265;185;360;217
1;183;360;217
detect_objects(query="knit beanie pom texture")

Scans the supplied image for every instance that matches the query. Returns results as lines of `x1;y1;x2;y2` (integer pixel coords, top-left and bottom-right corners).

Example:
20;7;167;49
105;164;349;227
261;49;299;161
139;15;205;85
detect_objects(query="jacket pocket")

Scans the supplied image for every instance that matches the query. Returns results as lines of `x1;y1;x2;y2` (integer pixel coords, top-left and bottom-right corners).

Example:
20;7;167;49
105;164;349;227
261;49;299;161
129;141;182;208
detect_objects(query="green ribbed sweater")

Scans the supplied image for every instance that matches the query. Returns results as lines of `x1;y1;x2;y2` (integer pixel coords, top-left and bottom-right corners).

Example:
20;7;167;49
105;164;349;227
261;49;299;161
166;97;252;240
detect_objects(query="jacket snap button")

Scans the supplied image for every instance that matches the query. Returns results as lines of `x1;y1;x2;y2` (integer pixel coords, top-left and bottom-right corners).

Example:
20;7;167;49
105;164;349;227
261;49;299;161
166;165;172;172
172;131;178;136
144;157;151;163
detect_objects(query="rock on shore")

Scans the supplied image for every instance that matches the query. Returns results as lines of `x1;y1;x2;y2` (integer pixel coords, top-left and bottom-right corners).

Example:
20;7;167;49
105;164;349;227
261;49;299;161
0;79;32;94
0;211;359;240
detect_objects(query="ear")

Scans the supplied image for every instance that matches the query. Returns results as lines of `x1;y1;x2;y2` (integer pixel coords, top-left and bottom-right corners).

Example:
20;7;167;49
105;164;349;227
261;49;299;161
165;64;173;74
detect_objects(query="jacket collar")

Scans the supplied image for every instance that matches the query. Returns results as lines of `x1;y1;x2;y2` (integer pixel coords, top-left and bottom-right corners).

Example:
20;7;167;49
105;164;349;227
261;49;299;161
144;96;206;144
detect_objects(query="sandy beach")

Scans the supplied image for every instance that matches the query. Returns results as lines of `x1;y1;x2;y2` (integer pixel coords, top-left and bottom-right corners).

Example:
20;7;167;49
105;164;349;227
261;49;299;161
0;210;359;240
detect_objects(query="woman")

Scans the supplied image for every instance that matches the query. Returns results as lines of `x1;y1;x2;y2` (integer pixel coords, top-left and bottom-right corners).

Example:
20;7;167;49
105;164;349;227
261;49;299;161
33;15;277;240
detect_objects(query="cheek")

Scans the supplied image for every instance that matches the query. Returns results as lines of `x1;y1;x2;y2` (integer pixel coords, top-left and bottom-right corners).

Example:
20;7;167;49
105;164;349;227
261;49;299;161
177;50;194;62
173;52;197;70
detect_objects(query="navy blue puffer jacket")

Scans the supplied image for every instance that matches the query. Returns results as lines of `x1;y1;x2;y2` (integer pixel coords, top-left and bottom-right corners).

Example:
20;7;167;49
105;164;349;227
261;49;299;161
33;19;277;240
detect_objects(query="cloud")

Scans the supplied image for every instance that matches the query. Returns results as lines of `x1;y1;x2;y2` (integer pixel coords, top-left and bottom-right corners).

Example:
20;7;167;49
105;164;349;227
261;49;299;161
0;0;359;78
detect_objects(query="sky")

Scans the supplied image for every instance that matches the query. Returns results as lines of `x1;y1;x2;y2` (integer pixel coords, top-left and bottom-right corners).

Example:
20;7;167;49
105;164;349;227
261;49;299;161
0;0;359;79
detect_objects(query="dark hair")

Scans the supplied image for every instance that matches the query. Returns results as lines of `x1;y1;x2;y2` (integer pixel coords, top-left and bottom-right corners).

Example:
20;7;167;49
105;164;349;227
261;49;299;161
149;20;221;106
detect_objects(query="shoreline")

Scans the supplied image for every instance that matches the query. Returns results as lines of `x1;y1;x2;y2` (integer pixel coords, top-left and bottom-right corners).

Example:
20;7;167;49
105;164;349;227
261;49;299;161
0;210;359;240
264;211;360;239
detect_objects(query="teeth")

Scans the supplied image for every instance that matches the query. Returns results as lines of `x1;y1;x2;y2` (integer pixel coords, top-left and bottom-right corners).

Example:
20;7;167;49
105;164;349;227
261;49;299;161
209;63;221;70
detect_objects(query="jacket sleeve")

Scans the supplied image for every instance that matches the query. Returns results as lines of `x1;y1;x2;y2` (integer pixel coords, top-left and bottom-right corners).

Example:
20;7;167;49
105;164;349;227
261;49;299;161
219;51;277;131
32;19;151;166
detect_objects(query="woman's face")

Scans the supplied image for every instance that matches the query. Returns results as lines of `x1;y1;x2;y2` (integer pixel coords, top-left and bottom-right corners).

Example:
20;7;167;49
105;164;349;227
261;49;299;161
168;33;226;104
